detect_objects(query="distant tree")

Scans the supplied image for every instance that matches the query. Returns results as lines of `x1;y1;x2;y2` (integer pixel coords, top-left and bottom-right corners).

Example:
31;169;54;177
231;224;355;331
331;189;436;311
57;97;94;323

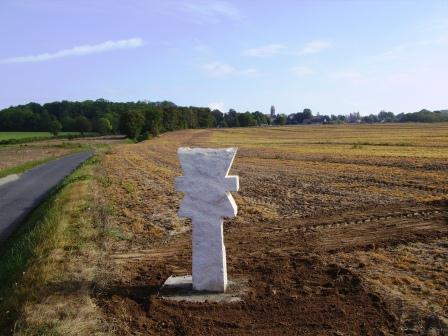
225;109;240;127
302;108;312;120
75;116;91;135
378;110;395;122
120;109;145;139
252;111;268;125
49;119;62;136
398;109;448;123
160;101;180;131
238;112;256;127
96;117;112;135
295;112;304;124
61;116;76;131
274;114;287;125
144;105;163;137
197;108;214;128
104;112;120;133
211;109;225;127
361;114;378;123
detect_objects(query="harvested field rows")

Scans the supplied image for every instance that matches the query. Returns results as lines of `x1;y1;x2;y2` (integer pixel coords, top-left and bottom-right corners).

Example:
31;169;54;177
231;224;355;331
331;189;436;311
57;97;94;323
98;124;448;335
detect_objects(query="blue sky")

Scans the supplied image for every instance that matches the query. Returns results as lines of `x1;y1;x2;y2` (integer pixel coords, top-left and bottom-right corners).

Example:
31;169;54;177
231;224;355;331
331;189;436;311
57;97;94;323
0;0;447;115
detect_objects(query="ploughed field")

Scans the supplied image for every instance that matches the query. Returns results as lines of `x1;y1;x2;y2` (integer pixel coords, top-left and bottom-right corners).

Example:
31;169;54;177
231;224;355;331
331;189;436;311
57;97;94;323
99;124;448;335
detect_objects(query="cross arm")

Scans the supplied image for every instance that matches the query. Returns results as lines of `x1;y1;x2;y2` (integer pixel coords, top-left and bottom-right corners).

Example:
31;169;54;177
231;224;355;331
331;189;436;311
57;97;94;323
224;175;239;192
175;176;239;193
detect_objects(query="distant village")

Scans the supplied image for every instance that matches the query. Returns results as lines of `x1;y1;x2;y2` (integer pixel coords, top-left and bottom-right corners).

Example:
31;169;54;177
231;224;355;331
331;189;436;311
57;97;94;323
264;105;448;125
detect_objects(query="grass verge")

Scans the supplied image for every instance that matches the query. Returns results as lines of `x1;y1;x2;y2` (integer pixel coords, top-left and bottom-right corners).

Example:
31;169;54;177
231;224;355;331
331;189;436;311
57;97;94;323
0;151;109;335
0;157;57;179
0;143;101;179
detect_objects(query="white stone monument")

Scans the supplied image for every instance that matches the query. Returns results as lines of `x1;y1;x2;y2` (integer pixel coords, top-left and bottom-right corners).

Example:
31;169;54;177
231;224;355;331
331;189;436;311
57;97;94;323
175;147;239;292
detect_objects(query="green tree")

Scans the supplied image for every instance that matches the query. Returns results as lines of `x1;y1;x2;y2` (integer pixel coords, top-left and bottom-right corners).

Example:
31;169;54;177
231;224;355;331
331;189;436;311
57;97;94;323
252;111;268;126
104;112;120;133
238;112;256;127
274;114;287;125
61;116;76;131
211;109;225;127
75;116;91;135
197;108;214;128
225;109;240;127
378;110;395;122
49;119;62;136
302;108;312;120
120;109;145;139
97;117;112;135
144;105;163;137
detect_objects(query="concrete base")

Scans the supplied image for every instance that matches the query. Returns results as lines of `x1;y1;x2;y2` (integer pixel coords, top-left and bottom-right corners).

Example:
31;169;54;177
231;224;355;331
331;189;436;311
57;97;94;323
159;275;247;303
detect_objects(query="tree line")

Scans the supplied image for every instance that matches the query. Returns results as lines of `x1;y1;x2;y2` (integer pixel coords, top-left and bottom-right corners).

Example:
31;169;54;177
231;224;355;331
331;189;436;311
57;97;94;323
284;109;448;125
0;99;273;140
0;99;447;140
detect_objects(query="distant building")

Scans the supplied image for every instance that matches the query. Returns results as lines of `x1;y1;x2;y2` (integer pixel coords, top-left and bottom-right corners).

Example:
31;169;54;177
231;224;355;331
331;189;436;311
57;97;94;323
264;105;277;125
347;112;361;123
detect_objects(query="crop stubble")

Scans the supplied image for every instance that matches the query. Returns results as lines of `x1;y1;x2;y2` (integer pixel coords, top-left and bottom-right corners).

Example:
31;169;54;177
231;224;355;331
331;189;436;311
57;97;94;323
97;125;448;335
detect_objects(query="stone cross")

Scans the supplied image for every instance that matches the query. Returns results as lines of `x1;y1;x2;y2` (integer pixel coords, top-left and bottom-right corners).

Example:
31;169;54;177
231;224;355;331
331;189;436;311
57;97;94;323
175;147;239;292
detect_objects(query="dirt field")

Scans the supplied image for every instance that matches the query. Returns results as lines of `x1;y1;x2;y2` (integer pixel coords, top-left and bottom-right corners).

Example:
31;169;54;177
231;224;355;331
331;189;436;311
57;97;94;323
97;124;447;335
0;136;125;172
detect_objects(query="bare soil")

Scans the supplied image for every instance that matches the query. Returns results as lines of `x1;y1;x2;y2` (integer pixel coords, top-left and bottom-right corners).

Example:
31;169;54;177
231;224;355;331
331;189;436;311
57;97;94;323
96;126;448;336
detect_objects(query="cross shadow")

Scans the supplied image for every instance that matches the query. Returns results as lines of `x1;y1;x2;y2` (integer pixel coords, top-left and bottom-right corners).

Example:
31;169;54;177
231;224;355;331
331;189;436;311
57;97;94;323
92;283;161;311
35;279;161;313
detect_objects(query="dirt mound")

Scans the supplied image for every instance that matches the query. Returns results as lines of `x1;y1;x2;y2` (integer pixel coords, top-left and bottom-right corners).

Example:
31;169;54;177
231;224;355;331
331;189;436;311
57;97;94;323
97;248;400;335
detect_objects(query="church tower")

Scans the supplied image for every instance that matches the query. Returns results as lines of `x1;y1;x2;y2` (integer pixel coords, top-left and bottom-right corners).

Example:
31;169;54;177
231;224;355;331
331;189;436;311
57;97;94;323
270;105;276;117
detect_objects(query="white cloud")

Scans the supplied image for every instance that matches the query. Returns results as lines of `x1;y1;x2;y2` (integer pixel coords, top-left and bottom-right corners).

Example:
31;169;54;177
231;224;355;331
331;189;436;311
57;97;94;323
202;61;257;77
178;0;241;24
290;66;314;76
244;43;286;57
300;40;331;55
0;37;144;64
202;61;236;76
208;101;225;111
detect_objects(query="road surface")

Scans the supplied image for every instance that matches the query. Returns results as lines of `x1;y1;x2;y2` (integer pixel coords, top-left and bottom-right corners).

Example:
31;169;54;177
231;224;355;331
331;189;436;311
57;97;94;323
0;151;93;244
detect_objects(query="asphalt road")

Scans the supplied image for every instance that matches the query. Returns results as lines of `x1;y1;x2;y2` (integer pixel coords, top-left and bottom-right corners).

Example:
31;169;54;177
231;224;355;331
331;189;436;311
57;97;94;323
0;151;93;245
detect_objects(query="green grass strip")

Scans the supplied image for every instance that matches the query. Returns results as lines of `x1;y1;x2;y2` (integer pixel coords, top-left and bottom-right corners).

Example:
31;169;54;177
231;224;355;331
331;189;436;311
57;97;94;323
0;157;57;179
0;143;100;179
0;156;97;332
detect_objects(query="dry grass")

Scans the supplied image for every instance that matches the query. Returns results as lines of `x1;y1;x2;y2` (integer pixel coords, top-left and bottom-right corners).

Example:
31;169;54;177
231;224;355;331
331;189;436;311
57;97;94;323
3;124;448;335
0;154;112;335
